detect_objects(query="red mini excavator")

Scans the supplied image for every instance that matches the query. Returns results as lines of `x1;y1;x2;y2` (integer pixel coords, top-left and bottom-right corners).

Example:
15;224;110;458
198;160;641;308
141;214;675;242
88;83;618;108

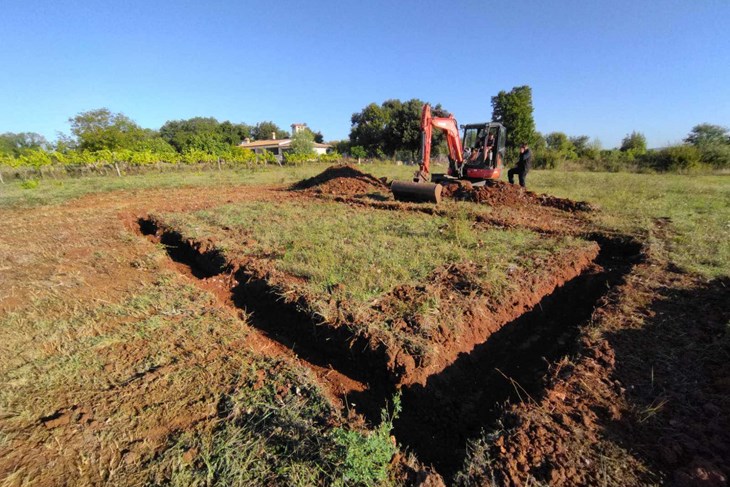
391;103;506;203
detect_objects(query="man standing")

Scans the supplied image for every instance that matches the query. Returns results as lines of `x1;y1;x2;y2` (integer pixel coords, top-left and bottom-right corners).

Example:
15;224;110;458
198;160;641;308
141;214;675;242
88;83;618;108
508;143;532;188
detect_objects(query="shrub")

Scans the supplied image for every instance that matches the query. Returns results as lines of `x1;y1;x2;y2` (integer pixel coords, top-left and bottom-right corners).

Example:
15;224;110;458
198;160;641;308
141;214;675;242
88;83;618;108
224;146;257;165
532;149;562;169
331;394;400;486
698;144;730;169
20;179;40;189
284;151;317;165
318;152;342;164
641;145;702;172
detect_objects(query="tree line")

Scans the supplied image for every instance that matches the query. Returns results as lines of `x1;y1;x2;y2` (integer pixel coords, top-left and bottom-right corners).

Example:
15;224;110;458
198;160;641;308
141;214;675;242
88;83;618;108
343;86;729;172
0;109;330;176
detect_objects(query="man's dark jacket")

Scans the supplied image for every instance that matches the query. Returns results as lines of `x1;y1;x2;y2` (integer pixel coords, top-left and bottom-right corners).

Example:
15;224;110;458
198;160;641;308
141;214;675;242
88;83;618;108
517;148;532;170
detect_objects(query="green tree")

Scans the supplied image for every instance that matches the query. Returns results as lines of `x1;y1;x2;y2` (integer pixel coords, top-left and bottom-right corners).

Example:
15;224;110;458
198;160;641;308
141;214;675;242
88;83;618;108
289;129;315;155
383;98;425;159
684;124;729;147
251;121;288;141
160;117;224;153
491;86;537;153
218;120;252;146
0;132;50;156
332;139;350;154
350;146;366;164
545;132;576;157
620;131;647;154
69;108;147;151
300;126;324;143
349;99;450;158
568;135;592;157
349;103;390;156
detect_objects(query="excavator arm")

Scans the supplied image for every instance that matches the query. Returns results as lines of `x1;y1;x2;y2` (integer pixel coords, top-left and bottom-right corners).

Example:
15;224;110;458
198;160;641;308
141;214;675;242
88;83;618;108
414;103;464;182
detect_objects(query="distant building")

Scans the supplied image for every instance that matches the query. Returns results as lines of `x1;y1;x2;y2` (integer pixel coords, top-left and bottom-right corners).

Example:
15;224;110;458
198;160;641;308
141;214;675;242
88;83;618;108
238;123;330;162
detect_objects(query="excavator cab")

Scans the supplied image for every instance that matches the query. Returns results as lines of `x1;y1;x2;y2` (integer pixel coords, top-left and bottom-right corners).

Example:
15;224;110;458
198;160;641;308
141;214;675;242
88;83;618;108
460;123;506;183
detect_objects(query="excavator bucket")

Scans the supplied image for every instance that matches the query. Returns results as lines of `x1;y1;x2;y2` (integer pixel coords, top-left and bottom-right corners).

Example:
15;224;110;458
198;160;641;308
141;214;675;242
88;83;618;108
391;180;442;204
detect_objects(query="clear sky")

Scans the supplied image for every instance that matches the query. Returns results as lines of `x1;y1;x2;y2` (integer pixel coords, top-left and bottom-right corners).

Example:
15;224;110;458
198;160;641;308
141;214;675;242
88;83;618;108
1;0;728;148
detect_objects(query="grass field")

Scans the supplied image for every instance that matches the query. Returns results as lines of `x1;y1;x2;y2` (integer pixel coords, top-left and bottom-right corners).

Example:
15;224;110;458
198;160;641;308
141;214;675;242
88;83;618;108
0;164;728;486
2;163;726;276
158;199;587;303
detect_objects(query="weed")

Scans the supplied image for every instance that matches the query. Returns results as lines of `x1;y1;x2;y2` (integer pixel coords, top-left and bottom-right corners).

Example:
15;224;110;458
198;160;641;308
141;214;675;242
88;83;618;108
332;394;401;486
20;179;39;189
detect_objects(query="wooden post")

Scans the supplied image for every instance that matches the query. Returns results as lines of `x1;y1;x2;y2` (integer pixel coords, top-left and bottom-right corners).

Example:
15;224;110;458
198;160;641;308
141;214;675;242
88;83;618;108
217;158;222;171
0;169;4;184
114;162;122;177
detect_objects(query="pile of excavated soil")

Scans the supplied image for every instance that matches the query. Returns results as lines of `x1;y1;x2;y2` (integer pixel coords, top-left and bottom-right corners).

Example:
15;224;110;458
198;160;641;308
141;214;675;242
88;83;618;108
443;180;595;212
291;164;388;195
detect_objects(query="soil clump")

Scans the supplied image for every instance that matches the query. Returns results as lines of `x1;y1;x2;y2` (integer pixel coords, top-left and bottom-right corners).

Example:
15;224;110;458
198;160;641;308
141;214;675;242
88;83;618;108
443;179;595;212
291;164;388;195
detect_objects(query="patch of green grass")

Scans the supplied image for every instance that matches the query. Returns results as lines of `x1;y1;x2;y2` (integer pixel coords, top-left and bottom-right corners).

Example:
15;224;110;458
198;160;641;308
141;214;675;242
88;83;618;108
161;200;586;305
165;363;400;487
0;162;416;209
528;171;730;277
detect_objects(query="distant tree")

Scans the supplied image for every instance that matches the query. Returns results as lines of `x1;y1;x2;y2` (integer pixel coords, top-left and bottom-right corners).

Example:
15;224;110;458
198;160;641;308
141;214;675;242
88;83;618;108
383;99;426;158
160;117;223;153
52;132;78;153
289;129;315;155
0;132;49;156
160;117;251;154
620;131;647;154
300;127;324;143
568;135;590;155
531;132;547;152
491;86;537;153
350;146;366;164
69;108;146;151
251;121;288;141
684;124;730;147
332;139;350;154
545;132;576;157
218;120;252;146
349;103;390;156
349;99;450;158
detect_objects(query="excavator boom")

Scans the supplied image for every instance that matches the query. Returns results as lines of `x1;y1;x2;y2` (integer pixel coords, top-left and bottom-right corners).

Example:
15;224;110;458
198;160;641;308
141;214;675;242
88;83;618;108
391;104;463;203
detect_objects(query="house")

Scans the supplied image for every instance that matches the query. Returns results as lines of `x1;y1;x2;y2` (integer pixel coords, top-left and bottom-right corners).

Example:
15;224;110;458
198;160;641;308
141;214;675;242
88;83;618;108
238;123;331;162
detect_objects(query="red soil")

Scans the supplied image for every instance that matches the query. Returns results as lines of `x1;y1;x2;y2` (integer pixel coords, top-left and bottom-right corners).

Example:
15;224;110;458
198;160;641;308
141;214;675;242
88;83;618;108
443;179;596;212
291;164;388;195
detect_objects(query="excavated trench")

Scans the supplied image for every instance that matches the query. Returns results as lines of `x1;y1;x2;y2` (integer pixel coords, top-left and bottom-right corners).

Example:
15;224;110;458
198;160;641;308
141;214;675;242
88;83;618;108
136;216;641;481
387;234;642;480
137;217;392;410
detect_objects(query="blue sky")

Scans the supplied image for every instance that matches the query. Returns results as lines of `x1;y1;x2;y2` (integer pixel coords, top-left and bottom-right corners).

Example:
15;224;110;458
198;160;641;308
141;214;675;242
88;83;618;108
1;0;728;148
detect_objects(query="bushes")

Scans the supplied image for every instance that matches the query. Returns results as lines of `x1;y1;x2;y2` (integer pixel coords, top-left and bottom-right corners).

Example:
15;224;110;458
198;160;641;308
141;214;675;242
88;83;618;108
532;150;563;169
641;145;702;172
318;152;342;164
284;151;343;165
698;144;730;169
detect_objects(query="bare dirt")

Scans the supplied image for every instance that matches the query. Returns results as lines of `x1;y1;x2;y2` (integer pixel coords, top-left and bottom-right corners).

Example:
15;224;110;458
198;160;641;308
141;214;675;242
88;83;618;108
441;179;595;212
291;163;389;195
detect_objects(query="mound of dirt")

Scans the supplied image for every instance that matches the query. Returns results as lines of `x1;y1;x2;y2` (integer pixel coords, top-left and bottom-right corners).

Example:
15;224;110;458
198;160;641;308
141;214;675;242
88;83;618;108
443;180;595;212
291;164;388;195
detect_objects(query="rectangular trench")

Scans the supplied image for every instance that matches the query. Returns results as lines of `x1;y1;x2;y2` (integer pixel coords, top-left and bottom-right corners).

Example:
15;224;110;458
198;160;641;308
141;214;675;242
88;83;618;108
136;216;641;482
385;235;642;480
